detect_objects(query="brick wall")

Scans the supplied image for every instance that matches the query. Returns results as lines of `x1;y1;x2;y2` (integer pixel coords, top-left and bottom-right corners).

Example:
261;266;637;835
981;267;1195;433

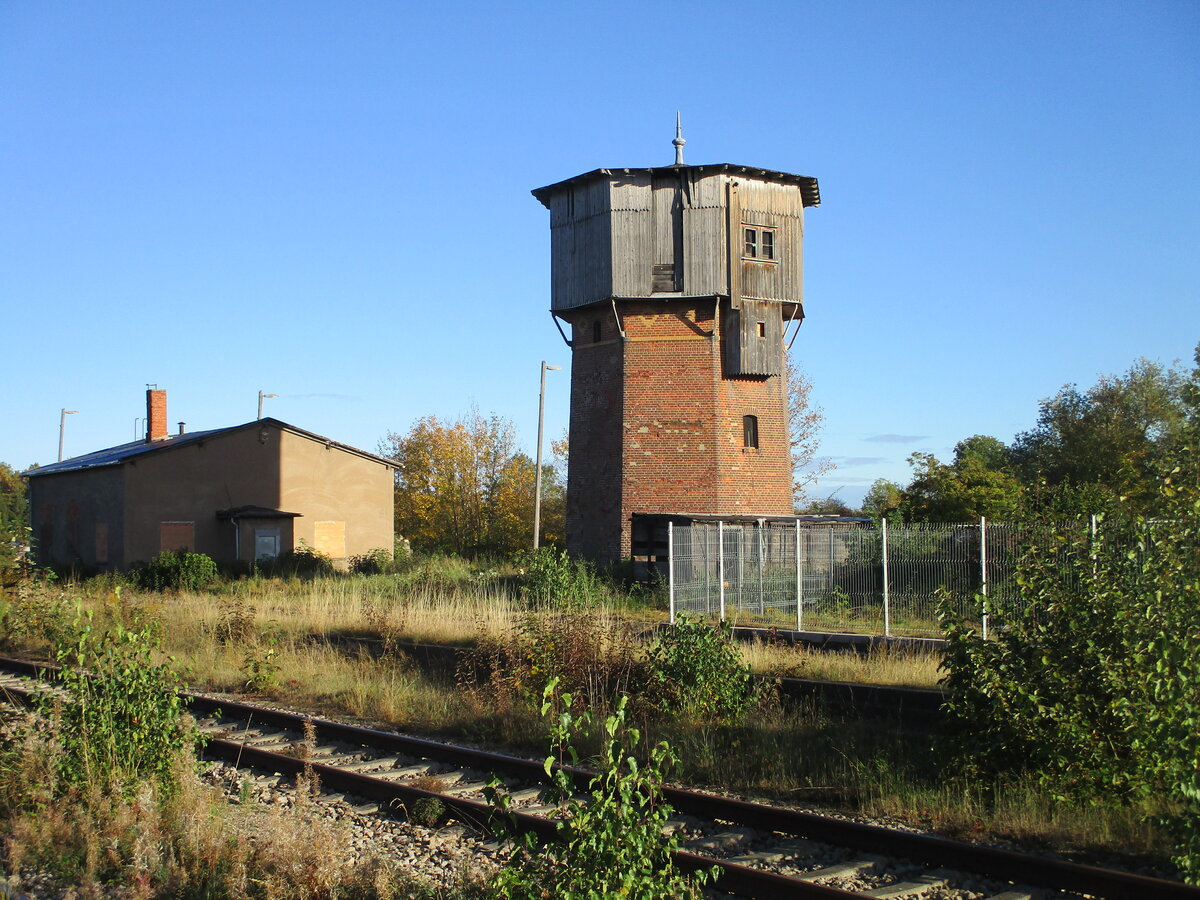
146;389;168;442
565;299;793;563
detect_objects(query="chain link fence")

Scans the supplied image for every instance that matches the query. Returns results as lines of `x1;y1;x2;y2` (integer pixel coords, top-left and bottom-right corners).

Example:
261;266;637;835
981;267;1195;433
667;519;1081;638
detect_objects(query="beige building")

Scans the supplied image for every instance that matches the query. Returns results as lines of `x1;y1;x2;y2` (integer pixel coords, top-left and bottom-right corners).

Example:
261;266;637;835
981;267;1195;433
25;389;395;572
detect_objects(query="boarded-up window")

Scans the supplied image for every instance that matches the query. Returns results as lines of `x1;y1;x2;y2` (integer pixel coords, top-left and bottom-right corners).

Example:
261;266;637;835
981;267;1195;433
159;522;195;553
313;521;346;558
95;523;108;565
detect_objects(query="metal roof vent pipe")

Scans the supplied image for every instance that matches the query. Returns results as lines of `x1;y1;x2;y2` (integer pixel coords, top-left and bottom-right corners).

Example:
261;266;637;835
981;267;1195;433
178;422;186;435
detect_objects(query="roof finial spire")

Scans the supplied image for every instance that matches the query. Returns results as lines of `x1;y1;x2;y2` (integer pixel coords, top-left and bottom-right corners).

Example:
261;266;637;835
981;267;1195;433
672;111;686;166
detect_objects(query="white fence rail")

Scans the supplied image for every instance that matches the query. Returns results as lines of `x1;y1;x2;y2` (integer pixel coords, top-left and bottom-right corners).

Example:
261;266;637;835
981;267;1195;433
668;519;1079;638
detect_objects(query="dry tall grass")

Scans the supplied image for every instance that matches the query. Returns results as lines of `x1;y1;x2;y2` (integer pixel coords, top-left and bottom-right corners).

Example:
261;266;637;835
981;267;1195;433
0;709;485;899
0;571;1176;872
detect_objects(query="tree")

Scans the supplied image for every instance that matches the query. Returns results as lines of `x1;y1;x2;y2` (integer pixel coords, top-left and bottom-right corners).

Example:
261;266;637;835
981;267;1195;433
0;462;28;574
1012;358;1187;515
379;410;562;556
939;349;1200;880
787;356;833;508
899;435;1023;522
860;478;903;520
796;494;858;516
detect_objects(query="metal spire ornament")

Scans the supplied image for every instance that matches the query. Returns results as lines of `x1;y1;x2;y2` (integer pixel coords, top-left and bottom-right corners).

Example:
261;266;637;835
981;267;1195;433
672;112;686;166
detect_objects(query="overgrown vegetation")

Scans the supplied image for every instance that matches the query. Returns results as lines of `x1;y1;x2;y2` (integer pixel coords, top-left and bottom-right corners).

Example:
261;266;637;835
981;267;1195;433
49;606;192;794
0;600;486;897
131;549;219;591
486;680;714;899
939;349;1200;881
644;615;759;721
0;545;1185;882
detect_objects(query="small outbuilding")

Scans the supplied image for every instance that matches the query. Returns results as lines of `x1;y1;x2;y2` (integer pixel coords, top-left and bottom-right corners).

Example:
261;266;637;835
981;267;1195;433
25;389;395;572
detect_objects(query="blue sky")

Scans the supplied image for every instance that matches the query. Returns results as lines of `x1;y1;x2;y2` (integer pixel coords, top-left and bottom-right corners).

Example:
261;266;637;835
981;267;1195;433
3;1;1197;506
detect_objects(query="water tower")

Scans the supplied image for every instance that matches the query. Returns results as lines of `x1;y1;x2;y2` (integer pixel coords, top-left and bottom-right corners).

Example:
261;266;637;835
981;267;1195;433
532;126;820;564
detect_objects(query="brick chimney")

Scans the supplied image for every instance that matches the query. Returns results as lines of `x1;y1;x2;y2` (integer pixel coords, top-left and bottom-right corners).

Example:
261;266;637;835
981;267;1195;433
146;388;168;442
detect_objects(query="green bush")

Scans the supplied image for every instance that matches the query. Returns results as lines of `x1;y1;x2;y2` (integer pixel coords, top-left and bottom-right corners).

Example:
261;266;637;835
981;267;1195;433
939;364;1200;880
518;547;604;605
486;679;714;899
258;542;334;578
348;547;396;575
48;608;193;794
131;550;218;591
644;615;757;722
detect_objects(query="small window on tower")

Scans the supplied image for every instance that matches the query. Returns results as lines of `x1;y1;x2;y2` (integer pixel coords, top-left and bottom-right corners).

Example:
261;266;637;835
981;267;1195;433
594;321;602;343
757;321;766;338
743;225;778;262
743;415;759;449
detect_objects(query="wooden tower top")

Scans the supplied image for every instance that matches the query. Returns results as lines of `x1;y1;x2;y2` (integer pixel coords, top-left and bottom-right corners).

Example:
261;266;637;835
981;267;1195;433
531;163;820;315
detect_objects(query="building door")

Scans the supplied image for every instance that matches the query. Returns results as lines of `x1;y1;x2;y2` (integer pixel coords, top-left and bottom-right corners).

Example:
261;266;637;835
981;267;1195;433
254;529;280;561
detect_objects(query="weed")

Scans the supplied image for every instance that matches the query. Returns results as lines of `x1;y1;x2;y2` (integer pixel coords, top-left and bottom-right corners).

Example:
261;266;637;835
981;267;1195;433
131;550;219;591
517;547;604;605
48;606;193;795
408;796;446;828
485;679;715;899
350;547;396;575
242;630;282;693
214;594;256;644
645;615;758;722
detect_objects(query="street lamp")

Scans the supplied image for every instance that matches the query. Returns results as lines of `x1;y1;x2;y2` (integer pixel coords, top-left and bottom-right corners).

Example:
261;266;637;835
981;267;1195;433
533;361;562;550
58;408;78;462
258;391;279;420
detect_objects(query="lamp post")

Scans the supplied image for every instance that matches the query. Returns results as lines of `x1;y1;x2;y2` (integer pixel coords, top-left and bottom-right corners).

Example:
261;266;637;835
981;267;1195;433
58;408;78;462
533;361;561;550
257;391;279;420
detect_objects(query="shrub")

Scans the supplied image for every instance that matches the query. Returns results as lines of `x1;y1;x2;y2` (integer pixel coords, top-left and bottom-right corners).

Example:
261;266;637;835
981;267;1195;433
131;550;219;592
939;384;1200;880
259;542;335;578
644;615;757;722
48;607;193;794
485;679;715;899
349;547;395;575
518;547;604;605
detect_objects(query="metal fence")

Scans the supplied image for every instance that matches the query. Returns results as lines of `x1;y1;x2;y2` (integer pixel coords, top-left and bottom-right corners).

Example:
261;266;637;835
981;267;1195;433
667;519;1079;638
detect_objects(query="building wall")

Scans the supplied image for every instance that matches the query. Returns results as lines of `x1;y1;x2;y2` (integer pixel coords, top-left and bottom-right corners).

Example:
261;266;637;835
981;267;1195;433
279;431;394;563
565;298;793;563
123;425;283;566
565;310;625;562
29;467;124;572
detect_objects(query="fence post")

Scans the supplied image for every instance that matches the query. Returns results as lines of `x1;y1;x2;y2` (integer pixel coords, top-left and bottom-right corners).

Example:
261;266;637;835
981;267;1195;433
881;517;891;638
980;516;988;640
757;521;765;615
795;520;803;632
668;521;675;626
718;521;726;623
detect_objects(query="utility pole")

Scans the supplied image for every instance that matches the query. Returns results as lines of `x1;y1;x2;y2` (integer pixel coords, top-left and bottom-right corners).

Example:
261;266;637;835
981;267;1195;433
58;408;78;462
533;361;561;549
258;391;278;420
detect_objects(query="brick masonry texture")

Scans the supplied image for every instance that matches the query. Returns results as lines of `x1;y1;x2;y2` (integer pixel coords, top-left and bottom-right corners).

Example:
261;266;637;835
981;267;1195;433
565;299;792;563
147;389;168;442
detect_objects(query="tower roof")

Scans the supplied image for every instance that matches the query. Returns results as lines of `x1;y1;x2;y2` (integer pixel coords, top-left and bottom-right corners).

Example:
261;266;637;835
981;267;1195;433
532;163;820;209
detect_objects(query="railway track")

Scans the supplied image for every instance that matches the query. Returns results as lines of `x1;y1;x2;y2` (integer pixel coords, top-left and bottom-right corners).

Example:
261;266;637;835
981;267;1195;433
0;655;1194;900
